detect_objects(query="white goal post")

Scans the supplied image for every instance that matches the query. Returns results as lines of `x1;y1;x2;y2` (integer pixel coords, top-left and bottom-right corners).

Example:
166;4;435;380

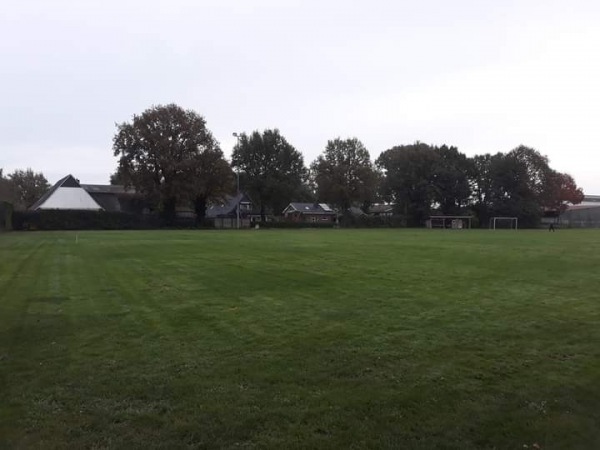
489;217;518;230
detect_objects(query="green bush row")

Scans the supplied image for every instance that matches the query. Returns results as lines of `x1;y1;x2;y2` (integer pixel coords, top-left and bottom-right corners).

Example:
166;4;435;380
11;210;215;231
338;214;407;228
0;202;13;231
256;221;335;229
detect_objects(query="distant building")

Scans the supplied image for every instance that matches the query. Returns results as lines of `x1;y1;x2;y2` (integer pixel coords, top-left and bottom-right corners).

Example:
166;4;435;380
282;203;336;223
206;193;263;228
560;201;600;228
368;204;394;217
346;206;366;217
579;195;600;206
30;175;103;211
80;183;144;214
543;195;600;227
30;175;144;213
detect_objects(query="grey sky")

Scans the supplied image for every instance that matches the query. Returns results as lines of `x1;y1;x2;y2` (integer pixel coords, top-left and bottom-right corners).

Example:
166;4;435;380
2;0;599;192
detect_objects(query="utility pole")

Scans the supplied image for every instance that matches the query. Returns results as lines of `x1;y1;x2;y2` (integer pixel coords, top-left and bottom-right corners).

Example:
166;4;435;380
236;170;240;229
233;132;242;229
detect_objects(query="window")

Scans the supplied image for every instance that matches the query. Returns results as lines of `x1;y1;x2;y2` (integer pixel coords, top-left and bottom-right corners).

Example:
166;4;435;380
311;217;317;222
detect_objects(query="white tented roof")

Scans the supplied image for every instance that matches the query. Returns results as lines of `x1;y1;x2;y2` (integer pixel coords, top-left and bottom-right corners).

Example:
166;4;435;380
31;175;104;211
38;187;102;210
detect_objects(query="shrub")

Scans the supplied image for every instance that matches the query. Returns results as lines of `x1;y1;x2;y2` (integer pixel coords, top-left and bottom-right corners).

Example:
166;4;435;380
13;210;165;231
0;202;13;231
338;214;407;228
258;221;336;229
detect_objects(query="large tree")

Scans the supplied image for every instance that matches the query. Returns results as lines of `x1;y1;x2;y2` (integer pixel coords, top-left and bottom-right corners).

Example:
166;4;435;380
376;142;439;226
489;146;554;226
431;145;472;215
191;150;234;225
469;146;559;227
469;153;501;226
232;129;307;220
5;168;50;210
109;166;128;185
543;171;584;213
508;145;553;199
113;104;231;223
311;137;379;211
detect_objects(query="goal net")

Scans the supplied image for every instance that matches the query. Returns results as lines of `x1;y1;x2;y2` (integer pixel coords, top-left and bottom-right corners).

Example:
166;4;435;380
489;217;518;230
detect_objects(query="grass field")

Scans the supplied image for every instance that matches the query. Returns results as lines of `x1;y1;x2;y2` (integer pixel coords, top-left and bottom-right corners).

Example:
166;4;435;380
0;229;599;449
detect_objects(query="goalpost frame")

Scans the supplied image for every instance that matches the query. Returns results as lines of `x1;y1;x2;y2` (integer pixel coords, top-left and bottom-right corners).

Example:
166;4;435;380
489;216;518;230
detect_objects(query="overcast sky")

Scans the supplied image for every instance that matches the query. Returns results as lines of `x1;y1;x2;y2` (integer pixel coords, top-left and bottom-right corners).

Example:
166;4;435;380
2;0;599;192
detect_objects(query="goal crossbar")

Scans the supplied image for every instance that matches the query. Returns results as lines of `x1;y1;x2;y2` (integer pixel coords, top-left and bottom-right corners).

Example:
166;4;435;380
490;216;518;230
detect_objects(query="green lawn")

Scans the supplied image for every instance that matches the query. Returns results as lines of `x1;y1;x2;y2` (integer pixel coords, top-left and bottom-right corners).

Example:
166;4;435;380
0;229;599;449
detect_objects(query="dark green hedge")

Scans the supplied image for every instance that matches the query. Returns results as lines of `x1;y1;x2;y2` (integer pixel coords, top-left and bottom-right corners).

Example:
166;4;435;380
338;214;407;228
0;202;13;231
13;210;221;231
12;210;167;231
257;221;336;229
259;215;409;229
11;210;486;231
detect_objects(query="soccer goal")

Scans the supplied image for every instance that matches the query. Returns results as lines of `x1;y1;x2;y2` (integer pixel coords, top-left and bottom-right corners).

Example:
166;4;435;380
427;216;473;229
489;217;518;230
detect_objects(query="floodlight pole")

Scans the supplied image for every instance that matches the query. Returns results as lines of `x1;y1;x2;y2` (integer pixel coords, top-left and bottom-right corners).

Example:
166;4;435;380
233;132;242;229
236;170;240;229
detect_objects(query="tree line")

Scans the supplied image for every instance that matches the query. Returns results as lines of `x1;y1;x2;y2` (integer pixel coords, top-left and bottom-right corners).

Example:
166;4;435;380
0;168;50;211
112;104;583;227
377;143;583;227
1;104;584;228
